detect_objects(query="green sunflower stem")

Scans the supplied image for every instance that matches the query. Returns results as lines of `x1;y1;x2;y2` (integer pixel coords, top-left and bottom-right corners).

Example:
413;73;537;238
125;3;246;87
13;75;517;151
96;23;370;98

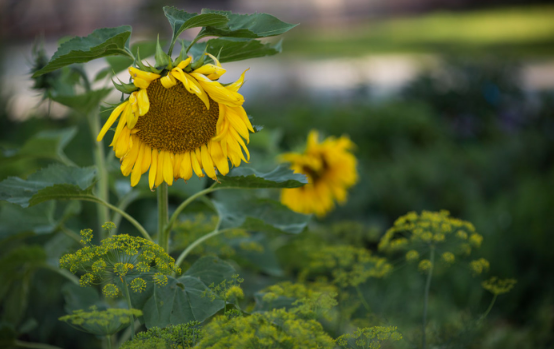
422;245;435;349
122;279;135;339
87;110;110;238
157;183;170;252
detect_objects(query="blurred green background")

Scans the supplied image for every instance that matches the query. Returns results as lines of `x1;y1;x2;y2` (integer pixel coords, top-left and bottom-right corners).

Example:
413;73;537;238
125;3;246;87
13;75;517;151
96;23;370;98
1;0;553;348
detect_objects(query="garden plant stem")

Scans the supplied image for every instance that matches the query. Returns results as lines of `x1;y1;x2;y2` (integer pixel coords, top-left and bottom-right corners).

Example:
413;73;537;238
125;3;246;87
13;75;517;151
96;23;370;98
157;183;169;251
422;246;435;349
165;183;218;235
122;280;135;339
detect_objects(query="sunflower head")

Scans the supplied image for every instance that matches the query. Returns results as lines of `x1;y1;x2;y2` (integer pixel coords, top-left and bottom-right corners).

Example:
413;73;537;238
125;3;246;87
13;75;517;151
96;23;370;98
279;130;358;217
98;53;253;189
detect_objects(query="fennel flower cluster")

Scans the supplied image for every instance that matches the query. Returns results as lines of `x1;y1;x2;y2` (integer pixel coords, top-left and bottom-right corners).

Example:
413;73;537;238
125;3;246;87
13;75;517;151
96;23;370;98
58;306;142;336
335;326;403;349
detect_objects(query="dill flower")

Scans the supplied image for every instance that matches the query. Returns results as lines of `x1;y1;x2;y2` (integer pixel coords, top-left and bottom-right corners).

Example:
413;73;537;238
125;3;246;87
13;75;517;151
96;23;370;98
196;309;335;348
279;130;358;217
406;250;420;262
418;259;433;272
470;258;490;275
120;322;202;349
97;54;253;188
336;326;402;349
59;306;142;336
59;228;179;296
203;274;244;303
482;277;517;295
442;252;455;264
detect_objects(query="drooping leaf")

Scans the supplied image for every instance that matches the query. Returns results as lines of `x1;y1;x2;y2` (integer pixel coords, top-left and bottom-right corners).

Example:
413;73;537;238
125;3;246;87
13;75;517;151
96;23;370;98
0;164;97;207
32;26;133;77
202;38;283;63
0;202;56;239
198;10;297;39
183;256;235;286
1;127;77;165
61;283;102;313
226;233;283;276
49;88;112;114
213;192;311;234
215;165;307;189
163;7;228;51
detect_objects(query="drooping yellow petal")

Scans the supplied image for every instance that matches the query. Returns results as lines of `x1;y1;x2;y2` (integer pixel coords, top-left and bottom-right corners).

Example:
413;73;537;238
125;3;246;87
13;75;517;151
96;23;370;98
225;105;250;141
229;127;250;161
141;144;151;174
97;102;128;141
173;153;183;178
176;57;192;70
133;77;150;89
131;142;145;187
226;69;249;93
155;149;165;187
191;149;204;177
162;151;174;185
110;112;128;146
115;127;131;158
149;149;158;189
129;67;160;83
185;74;210;110
210;140;229;175
137;89;150;116
193;64;226;79
190;73;244;107
200;144;216;179
121;136;141;176
180;151;193;181
160;73;177;89
230;105;254;132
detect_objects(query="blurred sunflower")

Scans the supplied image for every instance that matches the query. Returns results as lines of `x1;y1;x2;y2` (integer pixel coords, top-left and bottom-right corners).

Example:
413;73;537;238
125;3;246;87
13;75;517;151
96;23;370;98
97;54;252;188
279;130;358;217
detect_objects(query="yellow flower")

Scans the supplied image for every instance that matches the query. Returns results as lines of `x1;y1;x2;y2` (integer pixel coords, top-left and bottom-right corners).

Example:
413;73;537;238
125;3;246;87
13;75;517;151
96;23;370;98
279;130;358;217
97;55;253;188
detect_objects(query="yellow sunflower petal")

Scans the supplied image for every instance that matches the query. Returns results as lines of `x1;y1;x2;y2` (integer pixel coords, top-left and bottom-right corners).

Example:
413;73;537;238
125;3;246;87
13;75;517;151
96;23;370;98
200;144;216;179
190;73;244;107
225;105;250;141
193;64;226;79
136;88;150;116
180;151;193;181
191;149;204;177
131;142;145;187
160;73;177;89
173;153;183;178
210;140;229;175
97;101;128;141
149;149;158;189
110;112;128;146
155;150;165;187
226;69;249;93
121;136;140;176
129;67;160;83
141;144;151;174
133;77;150;89
115;127;131;158
162;151;174;185
176;57;192;70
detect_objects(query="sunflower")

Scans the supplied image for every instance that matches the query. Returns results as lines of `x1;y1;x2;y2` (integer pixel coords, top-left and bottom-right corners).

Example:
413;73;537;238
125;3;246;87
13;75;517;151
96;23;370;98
97;54;253;189
279;130;358;217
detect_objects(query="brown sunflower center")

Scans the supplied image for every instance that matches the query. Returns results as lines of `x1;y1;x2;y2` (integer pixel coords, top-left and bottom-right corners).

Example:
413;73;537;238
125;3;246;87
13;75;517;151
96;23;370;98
135;79;219;154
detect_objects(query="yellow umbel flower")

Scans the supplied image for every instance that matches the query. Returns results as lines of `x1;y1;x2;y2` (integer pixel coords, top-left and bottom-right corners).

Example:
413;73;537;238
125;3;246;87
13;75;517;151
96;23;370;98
97;54;253;188
279;130;358;217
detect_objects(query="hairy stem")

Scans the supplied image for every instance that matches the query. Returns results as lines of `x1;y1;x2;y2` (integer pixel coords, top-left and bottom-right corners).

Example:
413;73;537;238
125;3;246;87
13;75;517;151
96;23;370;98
174;224;225;272
77;197;151;241
86;110;110;237
122;280;135;339
422;246;435;349
157;183;169;252
479;294;498;324
166;184;218;236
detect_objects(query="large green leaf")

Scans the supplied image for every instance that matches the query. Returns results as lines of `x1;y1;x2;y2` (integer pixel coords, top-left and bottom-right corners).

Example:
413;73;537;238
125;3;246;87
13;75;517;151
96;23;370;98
226;233;283;276
129;256;234;328
164;7;228;50
213;193;311;234
49;88;112;114
0;202;56;239
215;165;307;189
0;164;97;207
141;276;223;328
183;256;235;286
32;26;133;77
198;10;297;39
192;38;283;63
61;283;101;313
105;40;163;74
1;127;77;165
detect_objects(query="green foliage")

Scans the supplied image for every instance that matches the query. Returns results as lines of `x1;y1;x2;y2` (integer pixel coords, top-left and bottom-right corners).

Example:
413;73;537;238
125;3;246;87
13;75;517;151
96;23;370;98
196;308;335;349
188;38;284;63
0;164;97;207
336;326;402;349
49;88;112;115
197;10;297;39
215;165;307;189
163;7;228;50
214;193;311;234
32;26;133;77
121;321;202;349
59;306;142;336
